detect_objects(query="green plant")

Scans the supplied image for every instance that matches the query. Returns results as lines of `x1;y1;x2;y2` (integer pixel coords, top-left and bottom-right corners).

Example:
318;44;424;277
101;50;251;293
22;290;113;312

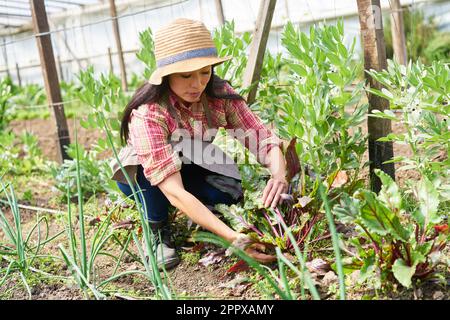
342;59;450;289
0;179;64;299
366;59;449;184
0;131;48;176
136;28;157;81
384;8;440;64
424;32;450;64
279;21;367;190
50;143;119;200
213;20;252;90
0;77;12;132
180;251;201;266
334;170;448;289
57;135;142;299
77;67;129;151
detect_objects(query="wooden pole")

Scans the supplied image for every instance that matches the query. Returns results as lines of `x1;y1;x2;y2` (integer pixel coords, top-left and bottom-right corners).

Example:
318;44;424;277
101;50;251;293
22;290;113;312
215;0;225;25
108;47;114;74
57;55;64;83
108;0;128;91
199;0;204;22
30;0;70;163
356;0;395;192
15;63;22;87
2;38;10;78
242;0;277;105
283;0;290;21
390;0;407;65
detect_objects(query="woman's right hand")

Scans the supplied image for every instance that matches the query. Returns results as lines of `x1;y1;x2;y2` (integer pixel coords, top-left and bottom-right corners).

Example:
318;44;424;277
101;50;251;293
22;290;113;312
245;242;277;263
228;233;276;264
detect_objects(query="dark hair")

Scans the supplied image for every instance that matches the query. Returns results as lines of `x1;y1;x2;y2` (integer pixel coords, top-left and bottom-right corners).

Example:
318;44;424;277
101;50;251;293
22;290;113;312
120;68;244;144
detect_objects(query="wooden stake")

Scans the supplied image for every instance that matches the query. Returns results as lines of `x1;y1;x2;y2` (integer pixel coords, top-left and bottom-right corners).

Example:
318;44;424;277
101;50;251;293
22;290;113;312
356;0;395;192
108;0;128;91
30;0;70;163
57;54;64;83
390;0;407;65
15;63;22;87
242;0;277;105
108;47;114;74
2;38;10;79
215;0;225;25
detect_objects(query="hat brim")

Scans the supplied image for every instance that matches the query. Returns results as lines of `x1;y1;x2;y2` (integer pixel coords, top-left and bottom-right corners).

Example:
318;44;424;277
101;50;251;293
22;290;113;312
148;55;232;85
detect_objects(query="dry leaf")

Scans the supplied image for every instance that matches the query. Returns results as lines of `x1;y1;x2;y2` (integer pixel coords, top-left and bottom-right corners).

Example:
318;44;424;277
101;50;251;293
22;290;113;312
112;219;135;230
331;170;348;189
285;138;300;182
198;249;226;267
297;196;313;208
321;271;338;287
306;258;331;276
226;260;250;274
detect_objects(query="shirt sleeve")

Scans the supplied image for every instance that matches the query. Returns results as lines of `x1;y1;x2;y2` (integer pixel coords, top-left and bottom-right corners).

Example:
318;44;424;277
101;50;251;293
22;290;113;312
129;104;182;186
223;83;282;162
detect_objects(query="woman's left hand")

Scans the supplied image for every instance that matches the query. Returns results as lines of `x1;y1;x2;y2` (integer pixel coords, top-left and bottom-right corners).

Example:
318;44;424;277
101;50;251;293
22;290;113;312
262;175;288;208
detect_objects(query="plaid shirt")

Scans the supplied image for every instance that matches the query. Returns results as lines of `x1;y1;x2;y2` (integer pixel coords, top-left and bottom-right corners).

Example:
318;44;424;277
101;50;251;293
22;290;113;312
129;83;281;186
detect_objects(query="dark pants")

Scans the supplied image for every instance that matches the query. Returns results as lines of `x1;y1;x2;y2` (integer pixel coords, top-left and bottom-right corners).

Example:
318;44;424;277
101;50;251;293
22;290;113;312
117;164;237;222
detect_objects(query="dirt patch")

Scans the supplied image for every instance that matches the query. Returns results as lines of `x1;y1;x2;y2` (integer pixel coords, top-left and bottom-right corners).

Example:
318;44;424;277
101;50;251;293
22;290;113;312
9;118;105;162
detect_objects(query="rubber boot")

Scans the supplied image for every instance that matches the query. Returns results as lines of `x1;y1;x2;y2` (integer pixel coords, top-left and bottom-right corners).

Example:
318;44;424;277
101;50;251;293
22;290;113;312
142;220;180;271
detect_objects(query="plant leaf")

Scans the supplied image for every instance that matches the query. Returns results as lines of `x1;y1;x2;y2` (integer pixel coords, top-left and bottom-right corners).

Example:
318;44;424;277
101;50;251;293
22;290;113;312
392;258;416;288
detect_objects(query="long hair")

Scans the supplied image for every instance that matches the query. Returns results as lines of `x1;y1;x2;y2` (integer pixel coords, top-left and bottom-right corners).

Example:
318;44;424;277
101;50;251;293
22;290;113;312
120;68;244;144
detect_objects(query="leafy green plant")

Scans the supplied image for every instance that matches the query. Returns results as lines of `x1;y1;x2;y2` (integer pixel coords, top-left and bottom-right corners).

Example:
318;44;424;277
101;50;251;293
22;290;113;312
212;129;326;251
213;20;252;90
279;20;368;192
424;32;450;64
0;179;64;299
77;67;128;151
10;83;47;108
50;143;118;200
57;135;152;299
0;131;48;176
384;8;444;64
344;59;449;289
136;28;157;81
366;59;449;184
0;77;12;132
334;169;448;289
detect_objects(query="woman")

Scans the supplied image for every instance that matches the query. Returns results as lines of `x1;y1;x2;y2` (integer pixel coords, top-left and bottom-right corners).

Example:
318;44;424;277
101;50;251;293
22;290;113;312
111;18;287;270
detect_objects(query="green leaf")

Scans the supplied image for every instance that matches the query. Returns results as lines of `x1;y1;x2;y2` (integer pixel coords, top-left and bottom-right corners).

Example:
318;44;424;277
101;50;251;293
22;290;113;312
327;53;341;66
369;109;398;121
327;73;344;87
392;259;416;288
375;169;402;210
359;190;410;241
290;64;308;77
416;178;441;227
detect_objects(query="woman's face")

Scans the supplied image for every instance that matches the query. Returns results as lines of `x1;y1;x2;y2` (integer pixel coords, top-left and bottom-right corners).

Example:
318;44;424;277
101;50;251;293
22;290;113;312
168;65;212;104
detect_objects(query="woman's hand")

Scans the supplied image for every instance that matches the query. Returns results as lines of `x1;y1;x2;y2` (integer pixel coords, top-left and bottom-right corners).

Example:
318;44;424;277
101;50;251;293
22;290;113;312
262;146;288;208
245;243;277;263
228;233;276;263
262;175;288;208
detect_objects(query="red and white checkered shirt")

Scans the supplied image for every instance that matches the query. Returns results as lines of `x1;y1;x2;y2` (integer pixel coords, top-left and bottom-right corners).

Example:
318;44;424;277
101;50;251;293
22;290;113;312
129;83;281;185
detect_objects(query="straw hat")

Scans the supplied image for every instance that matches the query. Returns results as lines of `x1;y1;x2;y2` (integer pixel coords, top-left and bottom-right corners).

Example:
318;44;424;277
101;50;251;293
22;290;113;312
149;18;231;85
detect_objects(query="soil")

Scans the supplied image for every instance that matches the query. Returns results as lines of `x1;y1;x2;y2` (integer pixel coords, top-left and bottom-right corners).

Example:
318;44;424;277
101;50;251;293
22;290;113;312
9;118;105;162
1;117;448;300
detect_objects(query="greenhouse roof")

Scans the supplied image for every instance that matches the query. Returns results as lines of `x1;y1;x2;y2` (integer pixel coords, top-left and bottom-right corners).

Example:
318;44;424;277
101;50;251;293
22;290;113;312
0;0;101;28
